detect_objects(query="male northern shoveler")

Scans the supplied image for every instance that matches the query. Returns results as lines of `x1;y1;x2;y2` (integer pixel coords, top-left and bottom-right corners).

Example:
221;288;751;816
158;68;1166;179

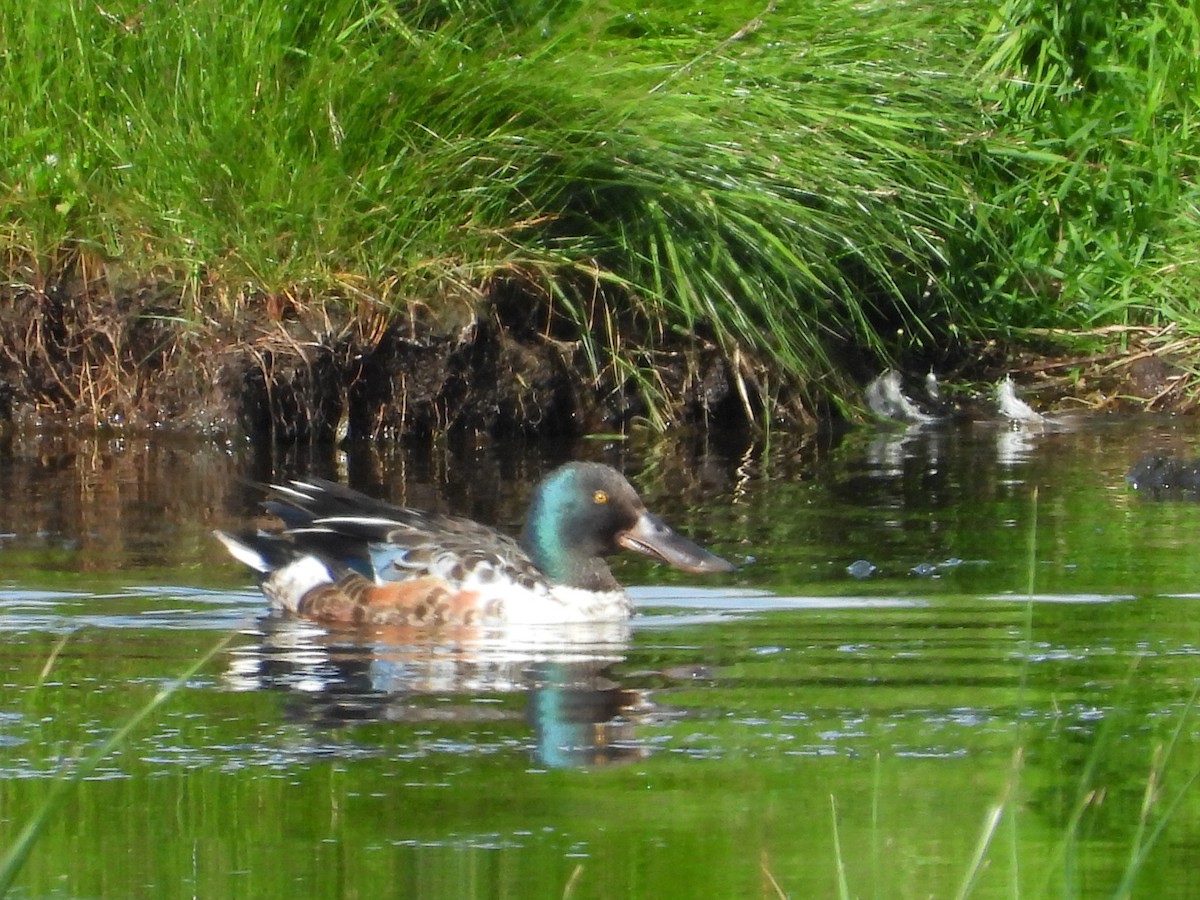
214;462;733;627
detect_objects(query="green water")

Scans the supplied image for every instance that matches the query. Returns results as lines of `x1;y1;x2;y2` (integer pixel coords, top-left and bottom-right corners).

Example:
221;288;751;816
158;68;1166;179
3;420;1200;898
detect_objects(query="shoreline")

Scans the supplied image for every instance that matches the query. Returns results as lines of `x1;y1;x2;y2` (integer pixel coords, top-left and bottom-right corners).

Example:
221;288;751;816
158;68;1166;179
1;266;1191;442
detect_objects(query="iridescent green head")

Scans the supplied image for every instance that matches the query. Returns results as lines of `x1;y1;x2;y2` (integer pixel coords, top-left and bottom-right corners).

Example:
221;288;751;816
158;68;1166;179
519;462;734;591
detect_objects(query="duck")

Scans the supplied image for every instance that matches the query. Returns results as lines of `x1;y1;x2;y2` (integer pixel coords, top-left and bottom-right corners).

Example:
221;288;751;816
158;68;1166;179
214;461;734;628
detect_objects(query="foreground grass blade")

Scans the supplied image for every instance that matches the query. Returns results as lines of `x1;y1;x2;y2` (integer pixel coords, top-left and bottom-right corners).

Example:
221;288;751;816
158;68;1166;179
0;633;235;896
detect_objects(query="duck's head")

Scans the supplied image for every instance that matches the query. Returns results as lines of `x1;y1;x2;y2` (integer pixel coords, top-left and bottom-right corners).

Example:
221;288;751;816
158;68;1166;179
520;462;734;591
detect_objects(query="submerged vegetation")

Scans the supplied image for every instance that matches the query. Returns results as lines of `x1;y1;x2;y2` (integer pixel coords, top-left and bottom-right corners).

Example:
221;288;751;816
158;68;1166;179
0;0;1198;435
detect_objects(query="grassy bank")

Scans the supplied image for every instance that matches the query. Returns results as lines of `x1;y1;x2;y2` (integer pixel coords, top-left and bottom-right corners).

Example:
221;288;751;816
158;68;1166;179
1;0;1198;434
972;0;1200;332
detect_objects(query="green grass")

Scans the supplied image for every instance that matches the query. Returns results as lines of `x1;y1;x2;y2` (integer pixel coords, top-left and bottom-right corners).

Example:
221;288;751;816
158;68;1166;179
2;0;1199;426
969;0;1200;335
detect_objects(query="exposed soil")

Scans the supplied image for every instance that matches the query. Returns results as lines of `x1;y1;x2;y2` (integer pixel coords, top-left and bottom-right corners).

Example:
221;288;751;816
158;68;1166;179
0;261;751;441
1;260;1196;441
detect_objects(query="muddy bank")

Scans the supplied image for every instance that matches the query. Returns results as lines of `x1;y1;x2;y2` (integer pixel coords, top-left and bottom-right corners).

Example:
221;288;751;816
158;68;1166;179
0;263;1193;440
0;264;756;441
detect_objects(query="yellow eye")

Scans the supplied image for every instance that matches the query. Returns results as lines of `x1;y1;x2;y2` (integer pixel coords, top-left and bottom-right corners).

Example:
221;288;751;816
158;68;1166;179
593;490;608;504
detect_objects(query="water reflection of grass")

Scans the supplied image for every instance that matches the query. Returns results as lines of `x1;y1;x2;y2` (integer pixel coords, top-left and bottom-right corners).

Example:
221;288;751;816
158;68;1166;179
804;485;1200;898
956;489;1198;897
934;674;1200;899
0;633;233;896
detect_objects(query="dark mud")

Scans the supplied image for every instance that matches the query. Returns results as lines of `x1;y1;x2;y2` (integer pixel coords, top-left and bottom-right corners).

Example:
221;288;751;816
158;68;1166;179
0;262;1193;441
0;263;749;441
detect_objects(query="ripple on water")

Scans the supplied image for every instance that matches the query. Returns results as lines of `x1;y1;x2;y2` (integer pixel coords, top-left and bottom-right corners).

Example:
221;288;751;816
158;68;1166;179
0;586;260;634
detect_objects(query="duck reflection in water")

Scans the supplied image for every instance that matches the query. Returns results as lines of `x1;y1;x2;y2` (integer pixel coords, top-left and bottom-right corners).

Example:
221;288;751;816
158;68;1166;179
225;616;648;768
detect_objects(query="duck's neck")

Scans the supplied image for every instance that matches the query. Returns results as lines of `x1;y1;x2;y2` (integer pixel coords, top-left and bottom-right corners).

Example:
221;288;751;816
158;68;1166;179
521;522;620;591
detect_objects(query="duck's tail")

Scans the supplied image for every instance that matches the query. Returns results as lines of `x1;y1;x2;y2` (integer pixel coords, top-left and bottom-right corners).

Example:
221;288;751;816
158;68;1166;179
214;530;335;615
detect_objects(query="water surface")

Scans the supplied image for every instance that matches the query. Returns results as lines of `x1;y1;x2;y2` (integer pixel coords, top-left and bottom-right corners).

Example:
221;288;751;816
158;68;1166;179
2;419;1200;898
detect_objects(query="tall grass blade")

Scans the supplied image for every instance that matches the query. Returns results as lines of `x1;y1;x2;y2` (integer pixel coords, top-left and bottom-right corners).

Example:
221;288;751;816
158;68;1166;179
0;633;234;895
830;794;850;900
955;801;1006;900
1113;684;1200;897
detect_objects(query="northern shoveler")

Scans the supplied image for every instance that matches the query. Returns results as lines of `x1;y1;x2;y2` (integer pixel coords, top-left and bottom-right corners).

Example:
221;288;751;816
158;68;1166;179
215;461;733;627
